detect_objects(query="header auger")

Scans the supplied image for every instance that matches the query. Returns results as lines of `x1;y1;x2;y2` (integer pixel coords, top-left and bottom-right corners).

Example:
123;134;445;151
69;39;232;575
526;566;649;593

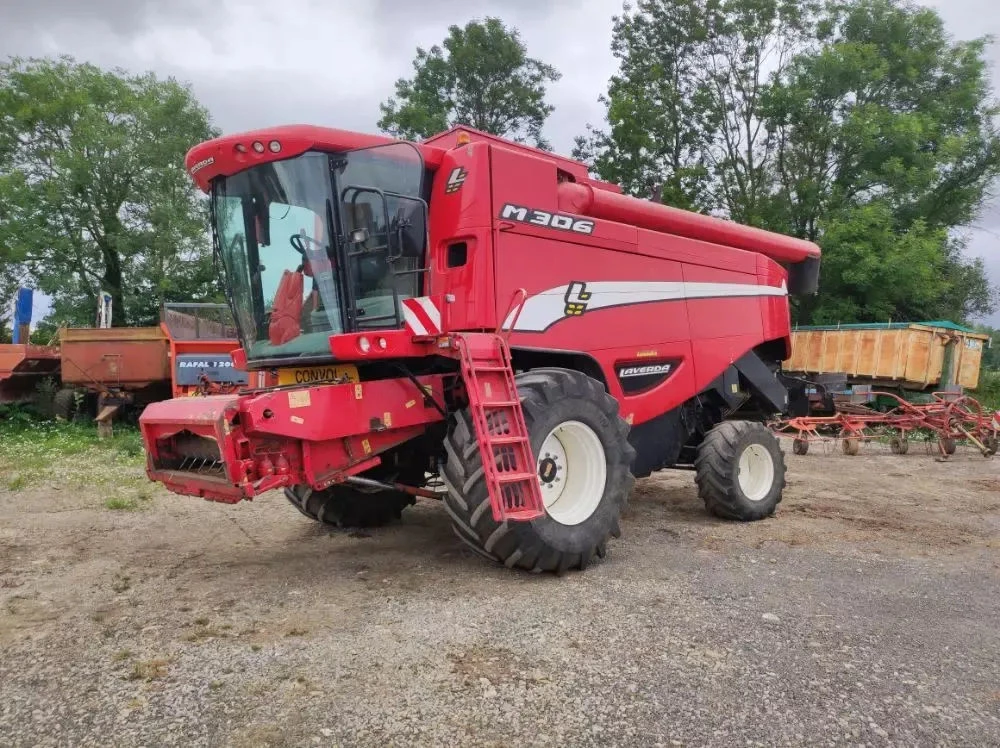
139;124;821;574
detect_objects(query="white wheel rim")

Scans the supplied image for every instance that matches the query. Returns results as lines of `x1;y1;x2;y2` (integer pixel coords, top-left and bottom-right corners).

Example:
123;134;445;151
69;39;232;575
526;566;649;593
537;420;607;526
737;444;775;502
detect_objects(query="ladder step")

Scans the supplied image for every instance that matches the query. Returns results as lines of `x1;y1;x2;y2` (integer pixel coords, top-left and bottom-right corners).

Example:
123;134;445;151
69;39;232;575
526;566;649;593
485;435;526;445
503;507;545;521
455;331;546;523
495;472;537;483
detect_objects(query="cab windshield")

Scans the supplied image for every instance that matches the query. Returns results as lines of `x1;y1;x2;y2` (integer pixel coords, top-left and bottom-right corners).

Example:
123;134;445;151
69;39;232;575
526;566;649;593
212;143;427;362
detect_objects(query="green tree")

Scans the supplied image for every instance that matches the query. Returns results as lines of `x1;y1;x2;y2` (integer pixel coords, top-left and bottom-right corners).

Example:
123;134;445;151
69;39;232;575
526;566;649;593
575;0;815;217
0;56;221;328
578;0;999;325
573;0;711;208
378;18;560;147
766;0;1000;322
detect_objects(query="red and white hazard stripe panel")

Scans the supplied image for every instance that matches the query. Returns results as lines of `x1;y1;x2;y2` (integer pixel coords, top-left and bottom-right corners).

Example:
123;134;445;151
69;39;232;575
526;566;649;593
401;297;443;336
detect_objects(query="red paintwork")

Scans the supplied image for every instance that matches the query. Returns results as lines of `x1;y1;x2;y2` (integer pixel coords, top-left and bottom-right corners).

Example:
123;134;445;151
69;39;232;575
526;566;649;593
144;123;821;505
141;375;446;502
456;332;545;522
557;182;820;263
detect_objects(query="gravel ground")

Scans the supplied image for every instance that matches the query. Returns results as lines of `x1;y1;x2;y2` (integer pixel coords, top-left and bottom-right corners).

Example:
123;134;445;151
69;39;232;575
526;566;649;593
1;438;999;747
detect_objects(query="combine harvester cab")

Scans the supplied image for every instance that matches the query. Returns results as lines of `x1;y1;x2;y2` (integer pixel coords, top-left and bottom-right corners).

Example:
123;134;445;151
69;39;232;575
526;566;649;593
140;124;821;574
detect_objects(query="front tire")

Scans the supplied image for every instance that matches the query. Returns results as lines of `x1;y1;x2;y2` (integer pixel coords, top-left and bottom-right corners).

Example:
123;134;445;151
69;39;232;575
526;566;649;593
284;485;415;528
695;421;786;522
442;368;635;574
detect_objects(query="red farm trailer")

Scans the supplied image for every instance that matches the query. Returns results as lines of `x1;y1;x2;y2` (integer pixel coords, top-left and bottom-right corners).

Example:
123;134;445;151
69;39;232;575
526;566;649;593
139;124;822;574
0;343;60;406
55;303;247;424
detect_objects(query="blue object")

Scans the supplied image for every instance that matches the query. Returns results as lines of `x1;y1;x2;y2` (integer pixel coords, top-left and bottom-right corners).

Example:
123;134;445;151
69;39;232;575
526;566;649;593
11;287;32;343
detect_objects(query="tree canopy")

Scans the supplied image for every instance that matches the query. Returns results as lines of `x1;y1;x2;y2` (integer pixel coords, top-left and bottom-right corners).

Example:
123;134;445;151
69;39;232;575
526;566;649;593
0;56;221;328
377;17;561;147
575;0;1000;325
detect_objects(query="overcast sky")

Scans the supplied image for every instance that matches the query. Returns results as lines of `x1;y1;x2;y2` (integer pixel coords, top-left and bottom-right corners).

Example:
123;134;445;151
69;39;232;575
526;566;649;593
3;0;999;324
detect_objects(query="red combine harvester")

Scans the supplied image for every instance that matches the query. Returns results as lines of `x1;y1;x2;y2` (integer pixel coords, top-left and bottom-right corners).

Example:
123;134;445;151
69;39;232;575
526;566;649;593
139;125;821;573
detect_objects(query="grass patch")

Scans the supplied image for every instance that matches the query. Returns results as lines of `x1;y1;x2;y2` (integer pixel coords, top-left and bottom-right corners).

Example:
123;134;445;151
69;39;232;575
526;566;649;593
104;492;153;512
127;658;170;682
112;649;133;662
972;369;1000;412
0;417;147;491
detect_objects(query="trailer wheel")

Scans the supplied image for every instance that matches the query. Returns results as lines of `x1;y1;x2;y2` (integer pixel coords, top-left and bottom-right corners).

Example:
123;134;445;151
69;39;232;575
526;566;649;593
842;437;860;456
983;435;998;456
695;421;786;522
284;482;416;529
442;368;635;574
792;438;809;456
53;388;77;421
938;437;957;456
889;436;909;455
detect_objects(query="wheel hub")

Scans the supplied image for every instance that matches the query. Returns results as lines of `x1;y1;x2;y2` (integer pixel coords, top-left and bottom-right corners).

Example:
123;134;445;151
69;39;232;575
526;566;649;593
737;443;775;502
536;420;607;526
537;456;559;485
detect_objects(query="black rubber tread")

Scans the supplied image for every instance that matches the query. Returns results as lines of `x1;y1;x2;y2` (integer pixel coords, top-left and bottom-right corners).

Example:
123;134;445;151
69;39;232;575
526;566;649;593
441;367;635;574
792;438;809;456
939;438;957;456
889;436;909;455
284;484;416;528
694;420;786;522
53;388;77;421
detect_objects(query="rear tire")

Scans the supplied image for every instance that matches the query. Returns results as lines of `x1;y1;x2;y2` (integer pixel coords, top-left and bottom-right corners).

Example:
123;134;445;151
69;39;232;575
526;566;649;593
442;368;635;574
695;421;786;522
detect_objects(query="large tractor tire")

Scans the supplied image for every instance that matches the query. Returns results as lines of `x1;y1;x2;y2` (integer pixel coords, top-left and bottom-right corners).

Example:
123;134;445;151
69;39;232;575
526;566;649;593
442;368;636;574
284;461;423;528
695;420;786;522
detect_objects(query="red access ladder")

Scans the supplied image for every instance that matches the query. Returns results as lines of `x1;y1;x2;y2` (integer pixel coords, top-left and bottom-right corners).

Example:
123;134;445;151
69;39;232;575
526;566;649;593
454;332;545;522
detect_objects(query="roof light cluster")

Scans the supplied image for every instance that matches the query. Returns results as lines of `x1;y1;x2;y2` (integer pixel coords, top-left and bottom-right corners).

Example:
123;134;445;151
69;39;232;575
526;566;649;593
234;140;282;157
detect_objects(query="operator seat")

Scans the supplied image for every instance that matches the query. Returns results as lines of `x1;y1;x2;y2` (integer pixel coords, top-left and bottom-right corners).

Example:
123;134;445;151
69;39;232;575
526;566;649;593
268;269;304;345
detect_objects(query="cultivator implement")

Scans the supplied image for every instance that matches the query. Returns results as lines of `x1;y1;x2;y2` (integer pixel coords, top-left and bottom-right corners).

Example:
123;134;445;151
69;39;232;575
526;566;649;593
771;392;999;458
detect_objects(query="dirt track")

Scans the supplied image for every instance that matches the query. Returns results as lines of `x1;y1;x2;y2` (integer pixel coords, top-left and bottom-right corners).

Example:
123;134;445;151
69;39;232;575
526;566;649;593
1;439;999;746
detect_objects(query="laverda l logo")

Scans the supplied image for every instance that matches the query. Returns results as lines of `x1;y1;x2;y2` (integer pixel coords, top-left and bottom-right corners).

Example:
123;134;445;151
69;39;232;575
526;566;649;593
500;204;595;235
619;364;672;378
